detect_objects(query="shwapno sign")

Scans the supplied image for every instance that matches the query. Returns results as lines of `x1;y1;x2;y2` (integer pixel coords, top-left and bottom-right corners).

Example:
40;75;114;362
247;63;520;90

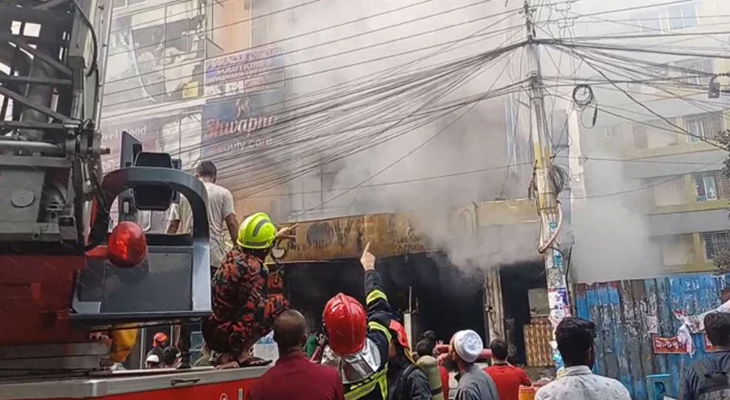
201;90;285;157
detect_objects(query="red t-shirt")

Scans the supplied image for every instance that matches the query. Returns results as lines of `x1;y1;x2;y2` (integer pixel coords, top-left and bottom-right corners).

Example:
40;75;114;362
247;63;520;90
439;365;450;398
246;353;344;400
484;364;531;400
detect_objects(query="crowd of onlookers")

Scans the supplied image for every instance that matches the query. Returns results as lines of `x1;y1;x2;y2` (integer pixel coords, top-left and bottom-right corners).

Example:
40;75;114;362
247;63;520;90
241;311;637;400
150;160;730;399
143;332;182;369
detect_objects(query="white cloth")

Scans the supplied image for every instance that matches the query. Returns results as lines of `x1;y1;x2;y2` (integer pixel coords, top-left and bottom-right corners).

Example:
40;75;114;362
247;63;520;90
535;366;631;400
673;299;730;355
169;181;235;267
453;329;483;363
677;299;730;334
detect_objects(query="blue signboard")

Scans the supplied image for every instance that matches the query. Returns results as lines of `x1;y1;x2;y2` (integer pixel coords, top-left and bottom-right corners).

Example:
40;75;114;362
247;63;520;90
201;89;286;158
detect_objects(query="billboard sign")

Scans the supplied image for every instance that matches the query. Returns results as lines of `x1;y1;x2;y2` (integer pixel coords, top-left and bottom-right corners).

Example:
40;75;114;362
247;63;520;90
201;90;285;157
204;47;285;97
100;108;202;173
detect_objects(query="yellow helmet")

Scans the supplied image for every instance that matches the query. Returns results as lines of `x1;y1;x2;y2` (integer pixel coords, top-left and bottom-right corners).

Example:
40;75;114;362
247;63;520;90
237;212;277;250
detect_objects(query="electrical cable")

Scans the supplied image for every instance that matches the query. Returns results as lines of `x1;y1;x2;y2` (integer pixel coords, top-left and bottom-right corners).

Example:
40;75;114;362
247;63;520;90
548;42;728;150
572;157;726;199
102;13;522;104
71;0;98;77
104;3;519;88
102;34;525;170
228;31;524;198
104;25;523;110
106;0;322;57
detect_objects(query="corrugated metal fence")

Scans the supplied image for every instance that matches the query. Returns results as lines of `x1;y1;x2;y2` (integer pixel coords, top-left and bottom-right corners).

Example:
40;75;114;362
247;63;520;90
575;273;730;400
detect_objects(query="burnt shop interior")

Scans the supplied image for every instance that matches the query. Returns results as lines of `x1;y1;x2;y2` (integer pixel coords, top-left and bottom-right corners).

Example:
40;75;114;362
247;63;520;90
284;253;487;345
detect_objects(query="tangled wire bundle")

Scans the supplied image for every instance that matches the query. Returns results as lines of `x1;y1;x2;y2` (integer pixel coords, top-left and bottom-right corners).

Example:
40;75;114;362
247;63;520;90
572;84;598;129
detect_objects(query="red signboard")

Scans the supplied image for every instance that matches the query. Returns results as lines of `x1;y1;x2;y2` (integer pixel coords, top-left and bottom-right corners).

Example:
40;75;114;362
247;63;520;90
651;335;687;354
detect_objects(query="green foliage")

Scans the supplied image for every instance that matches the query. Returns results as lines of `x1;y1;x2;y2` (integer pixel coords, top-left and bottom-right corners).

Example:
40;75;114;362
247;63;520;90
718;129;730;178
714;247;730;273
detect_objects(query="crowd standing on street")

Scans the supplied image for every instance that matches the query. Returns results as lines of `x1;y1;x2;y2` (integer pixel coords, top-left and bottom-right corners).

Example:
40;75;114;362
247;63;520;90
159;159;650;400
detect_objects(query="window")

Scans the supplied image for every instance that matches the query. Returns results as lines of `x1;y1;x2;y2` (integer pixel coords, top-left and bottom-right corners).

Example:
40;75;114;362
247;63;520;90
664;3;698;31
685;113;723;143
693;172;720;201
639;15;662;34
662;235;693;266
633;124;648;149
702;231;730;260
650;176;686;206
113;0;146;10
675;58;713;86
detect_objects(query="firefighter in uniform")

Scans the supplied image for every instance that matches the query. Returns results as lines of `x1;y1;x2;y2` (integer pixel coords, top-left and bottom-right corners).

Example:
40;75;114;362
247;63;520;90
322;242;393;400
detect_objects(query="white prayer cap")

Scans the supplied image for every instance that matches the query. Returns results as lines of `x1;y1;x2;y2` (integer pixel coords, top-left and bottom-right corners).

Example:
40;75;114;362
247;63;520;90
452;329;483;363
146;354;160;363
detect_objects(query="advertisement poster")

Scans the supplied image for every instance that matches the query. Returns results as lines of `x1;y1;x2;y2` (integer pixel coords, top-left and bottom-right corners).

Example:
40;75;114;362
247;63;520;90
100;110;202;174
201;90;285;158
204;47;285;97
652;335;687;354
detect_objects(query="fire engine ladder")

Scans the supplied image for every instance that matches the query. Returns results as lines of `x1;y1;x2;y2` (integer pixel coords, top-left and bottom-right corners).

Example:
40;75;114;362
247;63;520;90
0;0;110;252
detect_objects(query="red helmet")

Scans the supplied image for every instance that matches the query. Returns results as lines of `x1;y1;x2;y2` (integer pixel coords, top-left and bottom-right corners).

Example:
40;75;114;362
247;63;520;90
323;293;367;356
389;320;410;350
153;332;168;346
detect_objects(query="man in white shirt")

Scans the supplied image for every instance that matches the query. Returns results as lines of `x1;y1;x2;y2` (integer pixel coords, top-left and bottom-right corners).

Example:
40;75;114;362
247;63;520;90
167;161;239;369
167;161;239;271
536;318;631;400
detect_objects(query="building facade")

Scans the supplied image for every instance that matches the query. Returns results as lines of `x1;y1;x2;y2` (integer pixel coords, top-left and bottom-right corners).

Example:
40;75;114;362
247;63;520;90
568;0;730;277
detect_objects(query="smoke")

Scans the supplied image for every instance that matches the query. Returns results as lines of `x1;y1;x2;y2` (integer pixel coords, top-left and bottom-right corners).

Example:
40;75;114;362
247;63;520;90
263;0;540;270
570;148;664;284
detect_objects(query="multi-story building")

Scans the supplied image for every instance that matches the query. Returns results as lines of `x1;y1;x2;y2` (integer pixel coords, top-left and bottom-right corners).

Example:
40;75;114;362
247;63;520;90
567;0;730;277
99;0;289;228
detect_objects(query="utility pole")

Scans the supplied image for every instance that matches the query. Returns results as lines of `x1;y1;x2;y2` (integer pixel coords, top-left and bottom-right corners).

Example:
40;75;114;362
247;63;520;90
523;0;571;370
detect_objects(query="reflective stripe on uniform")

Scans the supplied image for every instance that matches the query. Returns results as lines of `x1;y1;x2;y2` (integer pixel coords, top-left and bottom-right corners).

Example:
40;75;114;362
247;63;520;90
366;289;387;305
345;366;388;400
368;321;392;343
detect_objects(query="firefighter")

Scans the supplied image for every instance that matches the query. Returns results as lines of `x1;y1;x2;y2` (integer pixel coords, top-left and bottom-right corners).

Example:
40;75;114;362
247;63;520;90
202;212;294;369
322;242;393;400
386;320;432;399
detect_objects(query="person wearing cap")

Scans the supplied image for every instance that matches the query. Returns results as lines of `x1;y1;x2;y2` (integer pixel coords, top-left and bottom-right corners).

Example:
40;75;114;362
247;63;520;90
146;332;168;361
145;354;163;369
448;330;499;400
387;319;433;399
202;212;294;369
321;243;394;400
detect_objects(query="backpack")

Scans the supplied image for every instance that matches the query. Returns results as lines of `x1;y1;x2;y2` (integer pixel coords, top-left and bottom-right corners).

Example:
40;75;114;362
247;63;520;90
694;358;730;400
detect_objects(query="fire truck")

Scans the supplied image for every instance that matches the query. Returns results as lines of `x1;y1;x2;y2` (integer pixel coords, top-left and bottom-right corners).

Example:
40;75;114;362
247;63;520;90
0;1;265;398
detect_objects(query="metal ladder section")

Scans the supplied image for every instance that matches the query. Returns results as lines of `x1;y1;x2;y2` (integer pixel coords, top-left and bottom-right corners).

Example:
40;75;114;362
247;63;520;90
0;0;112;252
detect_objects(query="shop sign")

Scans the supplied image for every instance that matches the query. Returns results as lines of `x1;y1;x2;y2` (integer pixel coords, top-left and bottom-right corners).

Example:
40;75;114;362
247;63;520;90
652;335;687;354
204;47;285;97
201;91;285;157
